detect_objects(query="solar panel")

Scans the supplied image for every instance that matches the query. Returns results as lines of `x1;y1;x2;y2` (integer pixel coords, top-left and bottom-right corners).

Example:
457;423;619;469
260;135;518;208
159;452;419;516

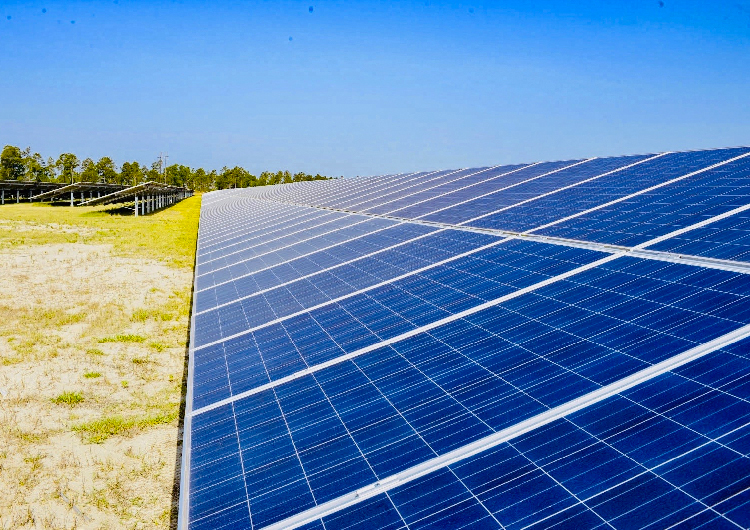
179;147;750;530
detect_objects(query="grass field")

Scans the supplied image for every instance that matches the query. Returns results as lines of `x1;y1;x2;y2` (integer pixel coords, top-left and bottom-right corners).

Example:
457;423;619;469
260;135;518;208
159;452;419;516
0;197;201;529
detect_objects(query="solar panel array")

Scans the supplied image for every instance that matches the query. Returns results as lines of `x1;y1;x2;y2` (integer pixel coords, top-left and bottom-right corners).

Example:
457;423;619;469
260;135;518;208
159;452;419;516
179;147;750;530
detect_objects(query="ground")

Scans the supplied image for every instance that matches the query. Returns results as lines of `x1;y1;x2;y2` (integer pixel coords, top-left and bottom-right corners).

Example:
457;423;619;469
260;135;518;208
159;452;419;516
0;196;201;529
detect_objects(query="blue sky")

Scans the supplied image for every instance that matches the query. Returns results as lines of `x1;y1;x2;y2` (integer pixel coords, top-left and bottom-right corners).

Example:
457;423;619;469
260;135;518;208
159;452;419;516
1;1;749;176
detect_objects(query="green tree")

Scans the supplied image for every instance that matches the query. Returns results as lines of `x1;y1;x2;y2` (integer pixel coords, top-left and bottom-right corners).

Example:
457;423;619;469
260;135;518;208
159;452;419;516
216;166;255;189
24;152;52;181
120;161;144;185
56;153;80;183
1;145;26;180
257;171;271;187
96;157;118;183
145;160;162;183
193;168;210;191
165;164;192;188
207;170;218;190
46;157;58;180
79;158;99;182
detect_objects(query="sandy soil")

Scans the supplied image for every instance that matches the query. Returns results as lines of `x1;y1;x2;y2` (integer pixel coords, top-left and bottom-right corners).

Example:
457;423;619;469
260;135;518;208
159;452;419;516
0;236;193;528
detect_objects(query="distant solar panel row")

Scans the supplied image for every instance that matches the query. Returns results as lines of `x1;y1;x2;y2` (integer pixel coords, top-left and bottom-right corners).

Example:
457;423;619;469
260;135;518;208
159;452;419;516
180;147;750;530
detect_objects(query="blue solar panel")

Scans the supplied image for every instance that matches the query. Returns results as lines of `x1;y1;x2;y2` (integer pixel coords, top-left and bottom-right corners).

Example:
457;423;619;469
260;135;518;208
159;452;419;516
364;164;528;216
195;217;401;292
387;160;578;221
180;147;750;530
536;151;750;246
190;240;607;408
187;257;750;527
196;212;363;274
302;337;750;530
418;155;649;226
469;148;750;233
648;210;750;262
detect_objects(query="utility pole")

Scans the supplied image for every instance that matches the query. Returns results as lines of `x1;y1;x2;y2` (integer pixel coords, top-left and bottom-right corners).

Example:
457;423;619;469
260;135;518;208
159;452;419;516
158;152;169;184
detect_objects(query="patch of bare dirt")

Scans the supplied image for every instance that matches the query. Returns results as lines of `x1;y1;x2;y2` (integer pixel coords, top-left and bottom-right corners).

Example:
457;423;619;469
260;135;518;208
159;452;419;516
0;241;192;529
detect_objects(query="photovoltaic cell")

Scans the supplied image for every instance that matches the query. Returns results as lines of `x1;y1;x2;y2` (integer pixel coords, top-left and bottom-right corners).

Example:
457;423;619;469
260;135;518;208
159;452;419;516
190;240;606;408
647;210;750;262
303;336;750;530
188;258;750;527
182;146;750;530
414;155;649;225
536;150;750;246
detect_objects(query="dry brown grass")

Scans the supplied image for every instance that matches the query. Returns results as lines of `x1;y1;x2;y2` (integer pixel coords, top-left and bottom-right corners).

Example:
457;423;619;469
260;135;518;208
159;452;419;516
0;197;200;529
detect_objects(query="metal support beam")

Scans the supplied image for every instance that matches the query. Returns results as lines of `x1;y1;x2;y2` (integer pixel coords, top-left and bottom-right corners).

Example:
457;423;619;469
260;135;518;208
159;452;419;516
135;195;139;217
16;191;19;203
1;190;4;205
70;191;74;207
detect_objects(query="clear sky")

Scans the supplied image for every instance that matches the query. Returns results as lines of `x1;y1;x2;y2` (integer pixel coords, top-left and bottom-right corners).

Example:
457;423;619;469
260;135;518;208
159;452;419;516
1;0;749;176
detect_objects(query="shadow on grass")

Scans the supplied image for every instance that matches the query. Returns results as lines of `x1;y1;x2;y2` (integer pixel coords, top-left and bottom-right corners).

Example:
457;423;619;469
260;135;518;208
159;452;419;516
170;252;195;529
80;205;136;216
38;201;136;216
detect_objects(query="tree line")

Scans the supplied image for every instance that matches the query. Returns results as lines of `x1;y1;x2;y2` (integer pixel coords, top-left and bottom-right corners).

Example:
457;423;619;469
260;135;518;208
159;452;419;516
0;145;334;191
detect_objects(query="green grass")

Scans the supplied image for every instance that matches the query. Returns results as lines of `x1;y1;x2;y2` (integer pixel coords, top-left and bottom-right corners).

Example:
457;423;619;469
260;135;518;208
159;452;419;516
149;342;166;352
73;410;178;443
83;371;102;379
52;391;84;406
86;348;105;356
98;334;146;343
0;195;201;268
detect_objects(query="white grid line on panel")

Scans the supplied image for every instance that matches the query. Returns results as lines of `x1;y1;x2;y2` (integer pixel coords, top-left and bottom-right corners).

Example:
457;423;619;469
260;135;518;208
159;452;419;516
198;157;590;274
196;218;409;292
386;162;548;215
198;209;344;264
286;170;436;211
198;202;313;244
199;201;314;248
434;154;667;226
334;168;475;211
190;251;623;414
257;322;750;530
406;158;595;221
194;232;507;317
380;163;542;218
525;151;750;236
197;152;677;289
290;171;426;208
200;162;529;277
194;201;750;359
332;164;534;215
197;214;374;277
